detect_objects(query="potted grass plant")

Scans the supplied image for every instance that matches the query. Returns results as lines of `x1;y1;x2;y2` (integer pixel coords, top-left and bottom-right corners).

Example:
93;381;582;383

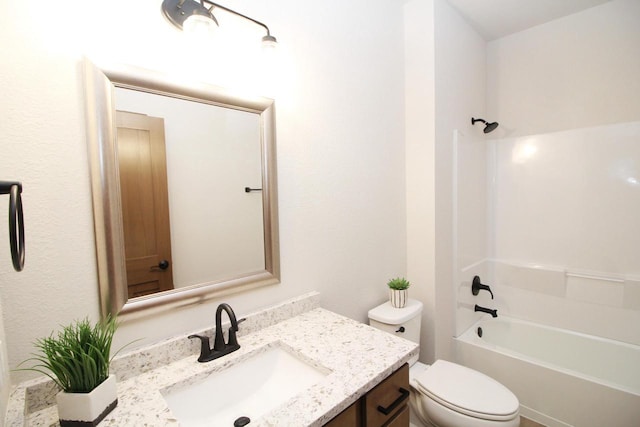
387;277;411;308
19;316;120;426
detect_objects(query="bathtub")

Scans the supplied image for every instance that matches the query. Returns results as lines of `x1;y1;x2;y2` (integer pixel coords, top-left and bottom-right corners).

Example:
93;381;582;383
456;316;640;427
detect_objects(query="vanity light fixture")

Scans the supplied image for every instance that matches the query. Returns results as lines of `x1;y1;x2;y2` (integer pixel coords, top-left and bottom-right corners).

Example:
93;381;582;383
161;0;277;47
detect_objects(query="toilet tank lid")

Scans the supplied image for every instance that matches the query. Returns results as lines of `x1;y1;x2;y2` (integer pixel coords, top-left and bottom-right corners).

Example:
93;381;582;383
368;298;423;324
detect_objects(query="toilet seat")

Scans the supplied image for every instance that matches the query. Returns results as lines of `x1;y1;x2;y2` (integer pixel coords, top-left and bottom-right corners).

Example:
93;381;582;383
412;360;519;422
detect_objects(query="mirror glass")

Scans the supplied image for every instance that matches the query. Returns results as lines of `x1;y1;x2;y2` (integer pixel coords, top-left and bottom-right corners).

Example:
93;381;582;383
84;59;279;317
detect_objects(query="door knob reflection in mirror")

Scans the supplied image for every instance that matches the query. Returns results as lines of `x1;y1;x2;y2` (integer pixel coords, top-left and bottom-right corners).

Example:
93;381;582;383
151;260;170;272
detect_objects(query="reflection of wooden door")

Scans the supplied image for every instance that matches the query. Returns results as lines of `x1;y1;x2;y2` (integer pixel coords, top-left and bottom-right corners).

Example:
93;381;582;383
116;111;174;298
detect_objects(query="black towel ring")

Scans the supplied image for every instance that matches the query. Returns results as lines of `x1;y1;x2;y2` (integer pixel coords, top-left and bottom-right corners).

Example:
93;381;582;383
9;184;25;271
1;181;25;272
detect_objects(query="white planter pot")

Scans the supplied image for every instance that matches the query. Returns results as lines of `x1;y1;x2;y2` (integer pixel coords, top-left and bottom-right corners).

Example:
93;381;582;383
56;374;118;426
389;289;408;308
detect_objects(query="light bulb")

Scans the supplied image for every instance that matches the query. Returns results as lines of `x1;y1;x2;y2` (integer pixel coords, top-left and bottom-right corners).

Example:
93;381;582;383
261;34;278;50
183;13;217;37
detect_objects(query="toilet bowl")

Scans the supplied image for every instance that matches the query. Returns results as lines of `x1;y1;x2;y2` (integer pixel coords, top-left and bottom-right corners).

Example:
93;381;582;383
368;299;520;427
409;360;519;427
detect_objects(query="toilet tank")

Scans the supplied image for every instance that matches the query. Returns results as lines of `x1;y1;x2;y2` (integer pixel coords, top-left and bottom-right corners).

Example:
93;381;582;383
368;299;423;365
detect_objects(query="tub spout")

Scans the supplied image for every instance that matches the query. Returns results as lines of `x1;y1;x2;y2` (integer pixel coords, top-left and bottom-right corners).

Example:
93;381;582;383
475;304;498;318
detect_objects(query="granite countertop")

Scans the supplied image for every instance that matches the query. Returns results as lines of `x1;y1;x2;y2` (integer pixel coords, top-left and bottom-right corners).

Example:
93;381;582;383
6;293;419;426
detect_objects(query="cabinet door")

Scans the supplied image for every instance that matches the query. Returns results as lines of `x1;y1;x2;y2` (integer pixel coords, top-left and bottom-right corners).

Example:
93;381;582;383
386;405;409;427
324;400;361;426
363;364;410;427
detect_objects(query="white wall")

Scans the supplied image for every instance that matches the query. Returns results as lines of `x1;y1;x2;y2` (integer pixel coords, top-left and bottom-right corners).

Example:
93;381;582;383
433;0;487;360
405;0;486;362
0;297;10;426
487;0;640;138
405;0;437;364
0;0;407;384
483;0;640;344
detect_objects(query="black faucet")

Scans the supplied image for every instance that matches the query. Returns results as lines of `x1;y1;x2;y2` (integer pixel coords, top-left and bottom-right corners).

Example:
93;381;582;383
474;304;498;318
188;303;245;363
472;276;494;299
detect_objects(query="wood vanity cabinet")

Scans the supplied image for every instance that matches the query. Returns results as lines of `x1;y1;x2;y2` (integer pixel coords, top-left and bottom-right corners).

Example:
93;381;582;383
324;399;362;426
324;364;410;427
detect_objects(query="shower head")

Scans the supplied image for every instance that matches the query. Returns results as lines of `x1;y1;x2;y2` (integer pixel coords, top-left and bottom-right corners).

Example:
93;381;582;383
471;117;499;134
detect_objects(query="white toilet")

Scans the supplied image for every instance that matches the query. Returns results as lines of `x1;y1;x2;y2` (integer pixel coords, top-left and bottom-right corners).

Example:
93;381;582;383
368;299;520;427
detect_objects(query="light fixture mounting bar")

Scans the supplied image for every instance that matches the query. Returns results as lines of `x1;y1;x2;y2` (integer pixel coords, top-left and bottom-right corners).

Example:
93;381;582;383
203;0;274;38
162;0;276;43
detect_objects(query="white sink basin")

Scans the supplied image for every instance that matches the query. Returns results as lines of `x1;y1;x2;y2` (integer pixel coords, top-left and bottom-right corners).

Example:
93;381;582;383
162;345;329;426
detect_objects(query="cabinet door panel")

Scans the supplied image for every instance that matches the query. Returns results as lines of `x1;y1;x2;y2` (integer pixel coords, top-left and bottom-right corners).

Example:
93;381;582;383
364;364;410;427
324;399;362;426
386;404;409;427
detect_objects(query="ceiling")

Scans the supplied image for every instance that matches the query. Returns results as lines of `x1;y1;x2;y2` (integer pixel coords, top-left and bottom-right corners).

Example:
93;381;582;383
446;0;613;40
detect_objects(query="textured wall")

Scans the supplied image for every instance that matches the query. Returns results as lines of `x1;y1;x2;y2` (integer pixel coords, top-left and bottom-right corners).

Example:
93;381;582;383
404;0;487;363
0;0;407;384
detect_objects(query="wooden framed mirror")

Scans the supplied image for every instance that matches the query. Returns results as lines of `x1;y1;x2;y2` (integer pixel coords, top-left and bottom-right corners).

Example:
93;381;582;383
83;58;279;317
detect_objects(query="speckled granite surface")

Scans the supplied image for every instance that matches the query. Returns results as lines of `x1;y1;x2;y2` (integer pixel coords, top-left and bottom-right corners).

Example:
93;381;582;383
6;292;418;426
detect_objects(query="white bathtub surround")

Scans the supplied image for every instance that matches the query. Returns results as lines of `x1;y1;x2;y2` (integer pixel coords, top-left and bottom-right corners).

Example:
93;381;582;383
492;261;566;297
454;260;492;336
624;278;640;310
455;121;640;336
5;293;417;426
455;259;640;347
489;258;640;310
456;316;640;427
490;259;638;311
451;120;640;425
489;121;640;314
452;5;640;425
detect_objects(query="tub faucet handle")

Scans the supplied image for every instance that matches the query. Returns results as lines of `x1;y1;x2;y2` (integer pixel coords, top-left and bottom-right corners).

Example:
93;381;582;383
472;276;494;299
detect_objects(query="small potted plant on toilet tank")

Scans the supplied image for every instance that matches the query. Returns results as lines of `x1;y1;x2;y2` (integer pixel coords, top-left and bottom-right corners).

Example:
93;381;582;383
19;316;120;426
387;277;410;308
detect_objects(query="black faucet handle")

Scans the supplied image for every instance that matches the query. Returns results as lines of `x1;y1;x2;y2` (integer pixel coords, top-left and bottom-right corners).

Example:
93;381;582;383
227;318;247;347
227;328;239;347
472;276;494;299
188;334;211;362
